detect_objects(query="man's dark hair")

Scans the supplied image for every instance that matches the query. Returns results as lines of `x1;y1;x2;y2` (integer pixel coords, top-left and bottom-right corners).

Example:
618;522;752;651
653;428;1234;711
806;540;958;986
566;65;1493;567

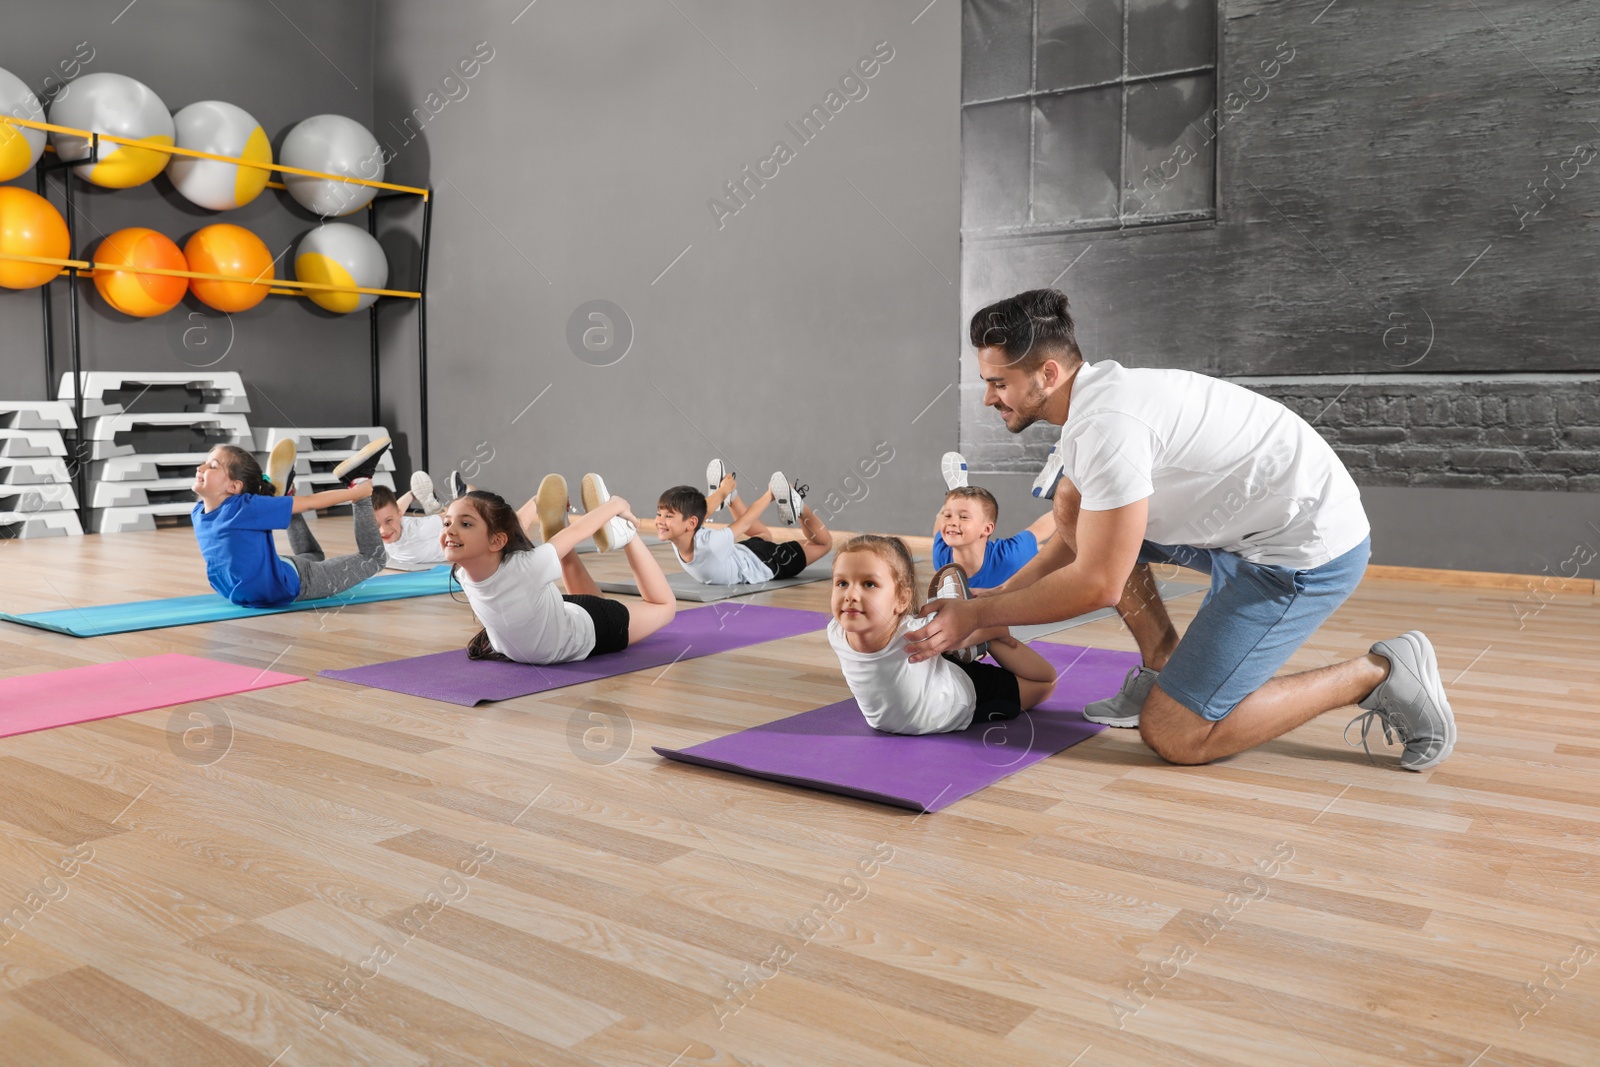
968;288;1083;371
370;484;399;511
658;485;707;531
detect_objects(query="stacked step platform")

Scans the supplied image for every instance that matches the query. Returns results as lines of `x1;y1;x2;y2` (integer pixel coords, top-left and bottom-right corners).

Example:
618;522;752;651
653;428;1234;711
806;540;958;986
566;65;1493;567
60;371;256;534
0;400;83;538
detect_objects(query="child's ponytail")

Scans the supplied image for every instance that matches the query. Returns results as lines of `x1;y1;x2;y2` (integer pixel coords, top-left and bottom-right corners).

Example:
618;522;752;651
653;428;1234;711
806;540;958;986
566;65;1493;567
211;444;274;496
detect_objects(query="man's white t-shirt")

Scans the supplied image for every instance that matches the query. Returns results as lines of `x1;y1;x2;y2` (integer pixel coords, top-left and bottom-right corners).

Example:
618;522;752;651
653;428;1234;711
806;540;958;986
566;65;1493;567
672;527;775;585
456;544;596;664
384;514;446;571
1055;360;1369;570
828;616;977;735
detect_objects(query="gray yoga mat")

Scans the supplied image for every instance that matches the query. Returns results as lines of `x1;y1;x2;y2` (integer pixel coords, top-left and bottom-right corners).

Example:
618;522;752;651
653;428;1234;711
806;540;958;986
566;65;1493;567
1010;578;1207;643
597;560;834;603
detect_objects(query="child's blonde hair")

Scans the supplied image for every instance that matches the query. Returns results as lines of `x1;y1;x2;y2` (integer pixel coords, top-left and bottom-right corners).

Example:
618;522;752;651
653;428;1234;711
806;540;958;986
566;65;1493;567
834;534;919;617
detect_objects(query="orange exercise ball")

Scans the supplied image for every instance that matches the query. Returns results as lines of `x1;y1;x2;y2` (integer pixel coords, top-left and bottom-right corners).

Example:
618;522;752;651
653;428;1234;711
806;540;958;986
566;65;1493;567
0;186;70;290
183;223;274;312
93;227;187;317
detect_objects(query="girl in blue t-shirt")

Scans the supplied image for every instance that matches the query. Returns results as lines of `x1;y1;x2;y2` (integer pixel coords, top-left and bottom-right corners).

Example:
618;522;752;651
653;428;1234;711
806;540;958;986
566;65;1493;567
191;442;389;607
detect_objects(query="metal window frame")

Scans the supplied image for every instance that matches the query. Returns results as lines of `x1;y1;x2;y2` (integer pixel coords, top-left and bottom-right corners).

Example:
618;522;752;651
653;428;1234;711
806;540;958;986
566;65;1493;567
961;0;1220;237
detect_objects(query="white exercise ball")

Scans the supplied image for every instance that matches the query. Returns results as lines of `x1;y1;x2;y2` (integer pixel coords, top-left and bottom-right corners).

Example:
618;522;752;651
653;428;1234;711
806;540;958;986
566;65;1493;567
48;72;174;188
280;114;383;217
294;222;388;313
168;100;272;210
0;66;46;182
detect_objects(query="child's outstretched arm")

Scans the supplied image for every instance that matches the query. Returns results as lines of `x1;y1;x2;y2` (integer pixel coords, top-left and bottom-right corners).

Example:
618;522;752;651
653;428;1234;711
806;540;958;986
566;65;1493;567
549;496;635;558
1026;510;1057;546
727;485;775;538
291;482;372;514
979;630;1058;710
706;473;737;515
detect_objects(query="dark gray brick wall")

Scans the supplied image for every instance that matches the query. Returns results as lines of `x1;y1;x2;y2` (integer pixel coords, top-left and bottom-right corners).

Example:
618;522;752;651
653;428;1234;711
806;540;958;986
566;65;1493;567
1254;380;1600;493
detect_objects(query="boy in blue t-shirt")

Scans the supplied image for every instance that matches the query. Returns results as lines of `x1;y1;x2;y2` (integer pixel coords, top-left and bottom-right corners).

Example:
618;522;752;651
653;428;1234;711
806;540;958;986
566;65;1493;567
931;472;1055;590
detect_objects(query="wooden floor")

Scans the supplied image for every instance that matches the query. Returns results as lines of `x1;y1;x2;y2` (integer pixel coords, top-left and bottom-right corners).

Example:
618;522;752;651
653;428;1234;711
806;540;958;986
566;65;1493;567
1;518;1597;1067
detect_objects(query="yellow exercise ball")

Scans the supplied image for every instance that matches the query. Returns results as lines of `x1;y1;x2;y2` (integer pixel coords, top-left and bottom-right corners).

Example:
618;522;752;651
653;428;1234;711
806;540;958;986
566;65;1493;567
294;223;388;313
93;227;187;317
0;187;70;290
48;72;175;188
184;223;274;313
0;66;46;182
168;100;272;211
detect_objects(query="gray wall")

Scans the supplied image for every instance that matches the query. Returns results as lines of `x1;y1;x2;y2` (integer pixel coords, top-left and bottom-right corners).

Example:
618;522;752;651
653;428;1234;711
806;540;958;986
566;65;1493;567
0;0;377;426
961;0;1600;574
372;0;960;532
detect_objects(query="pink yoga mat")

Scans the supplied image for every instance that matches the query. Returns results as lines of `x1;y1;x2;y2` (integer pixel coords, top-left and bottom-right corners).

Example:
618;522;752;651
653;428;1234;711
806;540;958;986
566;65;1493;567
0;654;303;739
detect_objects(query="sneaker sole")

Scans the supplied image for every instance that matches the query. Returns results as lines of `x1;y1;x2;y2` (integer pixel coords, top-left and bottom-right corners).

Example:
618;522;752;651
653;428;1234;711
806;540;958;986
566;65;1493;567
1391;631;1457;771
1081;710;1140;727
581;473;612;552
771;474;797;526
410;471;440;514
332;436;392;481
940;452;968;490
706;459;726;497
265;439;297;497
535;474;568;545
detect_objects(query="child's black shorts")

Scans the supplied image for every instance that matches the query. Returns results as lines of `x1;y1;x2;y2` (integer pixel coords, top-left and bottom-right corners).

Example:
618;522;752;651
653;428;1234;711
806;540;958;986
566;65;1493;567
563;594;631;656
741;536;809;580
951;658;1023;723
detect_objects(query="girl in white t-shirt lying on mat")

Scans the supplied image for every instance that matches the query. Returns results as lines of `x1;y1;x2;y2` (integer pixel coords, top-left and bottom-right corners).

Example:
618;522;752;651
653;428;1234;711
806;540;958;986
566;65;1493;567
443;474;675;663
828;534;1057;735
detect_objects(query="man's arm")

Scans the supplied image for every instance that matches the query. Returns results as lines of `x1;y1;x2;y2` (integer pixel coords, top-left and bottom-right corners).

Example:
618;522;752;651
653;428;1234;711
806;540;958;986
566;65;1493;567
987;480;1081;595
907;497;1148;660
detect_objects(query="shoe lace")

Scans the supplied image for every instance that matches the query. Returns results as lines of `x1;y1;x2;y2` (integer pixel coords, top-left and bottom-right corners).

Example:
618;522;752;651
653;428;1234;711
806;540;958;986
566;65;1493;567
1344;708;1406;764
793;482;809;499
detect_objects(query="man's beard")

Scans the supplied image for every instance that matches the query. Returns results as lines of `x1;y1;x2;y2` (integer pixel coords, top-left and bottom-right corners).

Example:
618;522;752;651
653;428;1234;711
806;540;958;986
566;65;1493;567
1003;380;1048;433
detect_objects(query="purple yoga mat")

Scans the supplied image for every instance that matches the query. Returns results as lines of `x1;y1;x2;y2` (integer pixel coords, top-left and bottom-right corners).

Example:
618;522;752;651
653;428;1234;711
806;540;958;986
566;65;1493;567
319;603;829;706
653;643;1139;812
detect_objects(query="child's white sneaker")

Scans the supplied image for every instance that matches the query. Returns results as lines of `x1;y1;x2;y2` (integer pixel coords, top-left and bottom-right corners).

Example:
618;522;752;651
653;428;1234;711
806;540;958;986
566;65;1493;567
941;451;969;490
410;470;442;514
582;473;636;552
770;472;806;526
1031;443;1064;499
706;458;728;515
535;474;569;544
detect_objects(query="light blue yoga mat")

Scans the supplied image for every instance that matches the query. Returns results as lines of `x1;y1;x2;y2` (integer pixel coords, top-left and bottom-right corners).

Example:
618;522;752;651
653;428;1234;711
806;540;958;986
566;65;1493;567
1;565;458;638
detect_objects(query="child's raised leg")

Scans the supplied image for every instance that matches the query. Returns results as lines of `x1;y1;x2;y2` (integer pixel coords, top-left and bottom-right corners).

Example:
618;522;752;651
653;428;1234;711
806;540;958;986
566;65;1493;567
559;552;603;597
978;630;1058;710
287;514;325;561
292;496;386;600
723;480;776;539
793;499;834;565
619;536;676;644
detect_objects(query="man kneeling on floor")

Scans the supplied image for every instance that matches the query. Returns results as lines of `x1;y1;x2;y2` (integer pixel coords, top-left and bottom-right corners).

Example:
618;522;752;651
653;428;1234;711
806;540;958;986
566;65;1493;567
910;288;1455;772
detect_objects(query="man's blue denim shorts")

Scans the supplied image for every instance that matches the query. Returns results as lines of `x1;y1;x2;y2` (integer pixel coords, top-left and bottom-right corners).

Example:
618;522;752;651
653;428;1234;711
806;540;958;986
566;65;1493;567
1138;536;1371;721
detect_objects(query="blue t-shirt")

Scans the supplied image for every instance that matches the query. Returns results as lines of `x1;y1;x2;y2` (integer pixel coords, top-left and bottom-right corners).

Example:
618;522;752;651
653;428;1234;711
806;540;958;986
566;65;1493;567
932;530;1039;589
192;494;301;606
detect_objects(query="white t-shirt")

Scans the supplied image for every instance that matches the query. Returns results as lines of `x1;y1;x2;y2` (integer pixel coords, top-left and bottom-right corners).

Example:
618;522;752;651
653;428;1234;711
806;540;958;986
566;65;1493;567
384;514;446;571
1056;360;1370;569
828;616;978;735
672;527;775;585
456;544;597;664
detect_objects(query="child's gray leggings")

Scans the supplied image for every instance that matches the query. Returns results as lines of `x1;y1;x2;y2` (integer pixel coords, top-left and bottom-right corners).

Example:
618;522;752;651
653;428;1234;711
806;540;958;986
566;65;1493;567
288;497;387;601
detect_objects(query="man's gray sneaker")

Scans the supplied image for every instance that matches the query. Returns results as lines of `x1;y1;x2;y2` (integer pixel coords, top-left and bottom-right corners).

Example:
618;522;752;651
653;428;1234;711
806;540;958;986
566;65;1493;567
1345;630;1456;771
1083;665;1159;727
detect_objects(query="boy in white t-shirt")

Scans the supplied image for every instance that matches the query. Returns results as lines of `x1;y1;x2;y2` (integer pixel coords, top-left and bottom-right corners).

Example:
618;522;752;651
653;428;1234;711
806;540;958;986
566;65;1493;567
372;472;474;571
828;534;1056;735
652;463;833;586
